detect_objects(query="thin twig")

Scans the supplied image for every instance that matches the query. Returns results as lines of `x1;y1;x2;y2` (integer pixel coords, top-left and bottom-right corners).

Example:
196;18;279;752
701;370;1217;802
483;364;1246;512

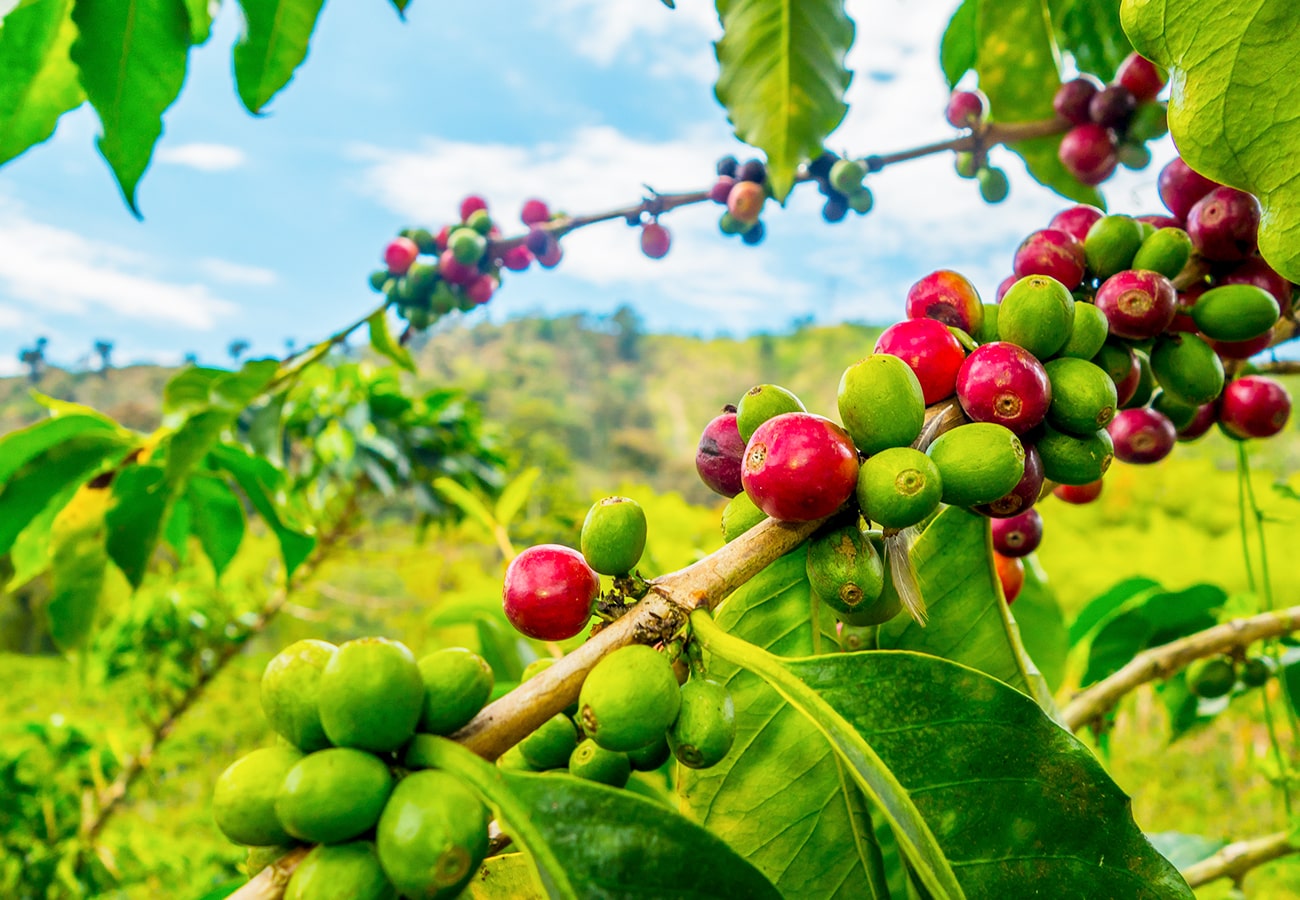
1181;831;1296;887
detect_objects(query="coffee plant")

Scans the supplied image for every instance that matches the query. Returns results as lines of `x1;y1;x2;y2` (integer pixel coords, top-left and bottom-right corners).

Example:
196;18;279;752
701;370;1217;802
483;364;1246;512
3;0;1300;898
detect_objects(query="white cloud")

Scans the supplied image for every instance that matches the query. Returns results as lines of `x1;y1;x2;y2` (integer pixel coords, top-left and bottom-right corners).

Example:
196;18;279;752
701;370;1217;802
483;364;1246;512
0;202;236;330
155;142;248;172
542;0;719;80
199;257;279;286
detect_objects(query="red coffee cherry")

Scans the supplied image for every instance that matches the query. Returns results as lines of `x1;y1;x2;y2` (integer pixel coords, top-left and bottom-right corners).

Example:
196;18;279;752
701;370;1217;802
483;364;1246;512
502;545;600;641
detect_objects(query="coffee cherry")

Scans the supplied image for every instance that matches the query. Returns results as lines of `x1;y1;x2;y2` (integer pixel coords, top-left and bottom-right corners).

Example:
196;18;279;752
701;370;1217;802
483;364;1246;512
829;158;867;195
1053;479;1103;504
1178;401;1217;441
537;240;564;268
1108;407;1177;464
1149;333;1224;406
284;842;391;900
1136;213;1182;231
1048;204;1104;243
1094;269;1176;339
449;228;486;266
262;639;337;753
640;222;671;259
276;748;393;844
741;413;859;522
579;644;680;752
1187;186;1262;261
974;445;1044;519
417;648;493;735
213;746;302;846
1121;350;1156;410
438;249;477;286
525;226;551;256
741;220;767;245
709;176;735;203
376;771;489;900
716;155;739;178
1053;77;1101;125
1036;424;1114;485
1013;229;1086;290
1116;52;1167;101
1187;657;1236;699
1045;357;1118;435
927;423;1026;508
1058;303;1110;361
722;491;767;543
459;195;488;221
1219;257;1294;316
856;448;943;530
838;354;926;454
992;508;1042;558
737;384;806;442
807;151;839;179
728;180;766;224
1207;334;1272;359
466;274;497;305
998;275;1076;359
668;679;737;770
737;159;767;183
1117;142;1152;171
1219;376;1291;439
569;739;631;787
945;89;988;128
978;167;1010;204
384;237;420;276
954;152;979;179
1132;226;1192;280
956;342;1052;435
1088;85;1137;130
994;277;1016;304
906;269;984;332
520;198;550;226
580;496;647;576
1240;656;1272;688
994;552;1025;604
848;188;875;214
1158;157;1219;221
319;638;424;753
873;319;965;405
501;245;532;271
695;409;746;497
822;195;849;222
520;713;578;769
1059;124;1118;185
502;544;600;641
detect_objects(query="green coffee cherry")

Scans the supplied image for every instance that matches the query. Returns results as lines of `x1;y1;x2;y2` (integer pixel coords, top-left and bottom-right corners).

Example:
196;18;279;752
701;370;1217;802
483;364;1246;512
837;531;904;627
519;713;578;770
626;736;672;771
1044;358;1118;436
1151;390;1200;431
722;491;767;542
417;648;494;736
579;645;681;752
668;679;737;770
1035;425;1114;485
1190;284;1281;342
1187;657;1237;699
449;228;486;265
838;624;876;651
1121;350;1157;410
978;166;1010;203
829;158;867;194
213;746;303;846
737;384;806;442
581;496;648;576
376;770;489;900
806;524;885;618
1149;333;1225;406
285;842;396;900
496;746;537;772
275;748;393;845
318;638;424;753
848;187;875;214
1084;215;1144;279
926;423;1025;508
1132;227;1192;280
568;739;632;787
1240;657;1272;688
856;447;943;529
973;303;1000;344
1057;302;1109;360
838;355;925;455
999;275;1076;359
262;639;337;753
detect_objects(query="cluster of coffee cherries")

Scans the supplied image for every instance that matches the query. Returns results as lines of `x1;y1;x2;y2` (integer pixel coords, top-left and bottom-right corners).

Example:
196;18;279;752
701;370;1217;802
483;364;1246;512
943;90;1010;203
1054;53;1170;185
1186;652;1274;700
212;637;500;899
498;496;737;776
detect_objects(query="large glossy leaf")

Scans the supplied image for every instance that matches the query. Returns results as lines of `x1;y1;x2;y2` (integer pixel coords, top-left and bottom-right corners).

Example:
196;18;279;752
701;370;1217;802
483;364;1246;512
975;0;1103;207
1122;0;1300;281
939;0;976;87
878;507;1055;712
209;443;314;575
1051;0;1132;81
494;467;540;530
713;0;853;199
183;0;216;44
0;431;132;555
368;308;416;372
1013;557;1069;692
47;483;112;650
0;0;84;165
232;0;327;113
163;366;228;416
0;414;125;487
6;478;80;590
405;736;782;900
465;854;541;899
104;463;169;588
185;474;246;577
742;647;1195;898
1067;575;1161;647
69;0;190;214
679;550;893;900
1081;583;1225;685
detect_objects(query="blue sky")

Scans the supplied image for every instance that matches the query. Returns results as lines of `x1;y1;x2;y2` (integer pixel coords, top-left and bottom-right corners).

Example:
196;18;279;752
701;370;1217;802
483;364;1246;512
0;0;1181;374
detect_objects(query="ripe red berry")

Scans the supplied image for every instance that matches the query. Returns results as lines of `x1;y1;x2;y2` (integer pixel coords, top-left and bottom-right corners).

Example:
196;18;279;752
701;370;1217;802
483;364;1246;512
1187;187;1262;261
501;245;533;272
956;342;1052;435
696;410;746;497
1207;334;1272;360
728;181;766;224
1158;158;1218;221
1219;376;1291;439
741;413;859;522
906;269;983;331
1218;257;1294;316
1112;348;1142;406
1088;85;1137;130
1135;214;1182;230
994;552;1025;604
384;237;419;276
438;248;477;285
995;274;1018;303
502;544;600;641
975;445;1044;518
945;90;988;128
1048;205;1105;243
466;274;497;305
520;199;550;226
873;319;966;405
1108;407;1177;463
460;195;488;221
525;226;551;256
640;223;671;259
1059;124;1118;186
1094;269;1176;339
1054;479;1103;504
709;176;735;204
436;225;453;252
1013;228;1086;290
1053;77;1101;125
1178;402;1217;441
1116;52;1167;102
992;509;1043;558
537;241;563;269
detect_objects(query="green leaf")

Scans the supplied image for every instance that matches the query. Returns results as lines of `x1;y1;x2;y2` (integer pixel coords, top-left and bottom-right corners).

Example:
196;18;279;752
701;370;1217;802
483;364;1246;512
939;0;976;87
232;0;327;113
1053;0;1132;81
878;507;1055;712
163;366;227;416
165;359;278;480
464;854;540;899
209;443;313;575
713;0;854;199
0;414;124;488
0;431;132;556
0;0;84;166
1013;556;1069;692
104;463;170;588
679;549;893;900
494;467;540;529
246;389;288;466
1122;0;1300;281
183;0;216;44
433;477;497;533
975;0;1103;207
405;736;782;900
367;308;416;372
162;491;190;561
185;474;246;577
1284;661;1300;722
69;0;191;214
386;0;409;18
694;611;963;899
47;484;112;650
726;644;1196;898
6;481;79;590
1068;575;1161;647
1082;584;1225;685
